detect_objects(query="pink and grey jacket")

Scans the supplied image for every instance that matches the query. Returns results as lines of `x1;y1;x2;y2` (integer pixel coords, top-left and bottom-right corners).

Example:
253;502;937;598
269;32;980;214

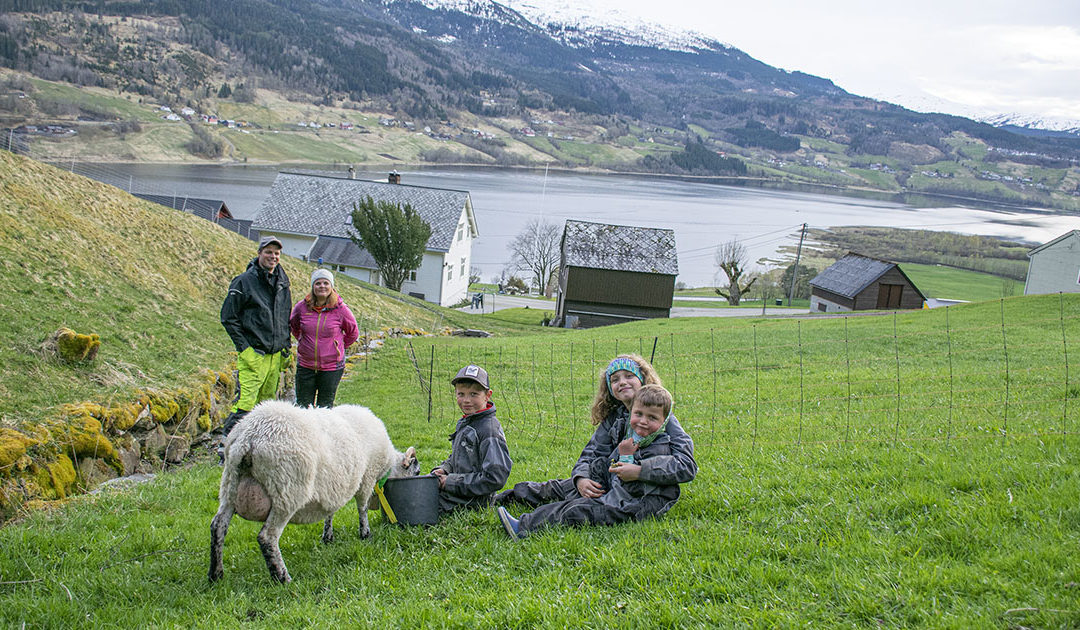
289;295;360;372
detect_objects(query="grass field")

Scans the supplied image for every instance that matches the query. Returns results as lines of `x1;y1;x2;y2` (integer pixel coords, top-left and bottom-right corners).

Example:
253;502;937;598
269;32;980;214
2;295;1079;627
900;263;1024;302
2;151;1080;628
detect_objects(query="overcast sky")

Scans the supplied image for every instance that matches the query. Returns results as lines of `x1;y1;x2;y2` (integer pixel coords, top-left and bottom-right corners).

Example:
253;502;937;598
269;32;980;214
510;0;1080;126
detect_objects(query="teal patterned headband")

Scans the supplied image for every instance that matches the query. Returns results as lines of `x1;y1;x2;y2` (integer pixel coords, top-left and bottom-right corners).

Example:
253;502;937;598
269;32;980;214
606;358;643;394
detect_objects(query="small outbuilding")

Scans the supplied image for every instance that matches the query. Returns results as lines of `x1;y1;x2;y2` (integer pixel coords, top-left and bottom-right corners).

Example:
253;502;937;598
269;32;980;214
553;220;678;328
809;253;925;312
1024;230;1080;295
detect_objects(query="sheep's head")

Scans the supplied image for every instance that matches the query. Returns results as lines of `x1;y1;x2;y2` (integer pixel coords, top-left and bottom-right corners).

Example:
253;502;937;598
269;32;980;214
393;446;420;478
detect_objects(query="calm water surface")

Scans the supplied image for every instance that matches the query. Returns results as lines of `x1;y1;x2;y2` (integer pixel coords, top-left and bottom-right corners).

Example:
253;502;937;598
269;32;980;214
69;162;1080;287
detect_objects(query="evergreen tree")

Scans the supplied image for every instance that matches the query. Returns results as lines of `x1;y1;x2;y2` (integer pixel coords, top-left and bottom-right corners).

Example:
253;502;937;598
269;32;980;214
348;197;431;292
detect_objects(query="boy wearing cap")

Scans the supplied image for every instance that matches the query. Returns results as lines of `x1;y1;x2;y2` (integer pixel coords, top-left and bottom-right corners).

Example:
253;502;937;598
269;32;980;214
431;365;512;514
219;236;292;441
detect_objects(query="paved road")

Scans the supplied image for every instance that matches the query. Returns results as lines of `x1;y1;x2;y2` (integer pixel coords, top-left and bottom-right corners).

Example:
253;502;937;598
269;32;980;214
457;293;809;318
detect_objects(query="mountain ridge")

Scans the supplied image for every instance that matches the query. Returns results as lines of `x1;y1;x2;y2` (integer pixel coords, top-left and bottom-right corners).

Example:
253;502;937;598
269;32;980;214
1;0;1078;210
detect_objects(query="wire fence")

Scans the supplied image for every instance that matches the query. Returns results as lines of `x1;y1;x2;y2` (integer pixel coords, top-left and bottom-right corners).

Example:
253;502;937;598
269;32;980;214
366;295;1080;454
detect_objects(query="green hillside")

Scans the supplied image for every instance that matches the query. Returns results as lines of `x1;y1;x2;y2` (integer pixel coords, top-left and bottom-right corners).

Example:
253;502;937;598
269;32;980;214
899;262;1025;301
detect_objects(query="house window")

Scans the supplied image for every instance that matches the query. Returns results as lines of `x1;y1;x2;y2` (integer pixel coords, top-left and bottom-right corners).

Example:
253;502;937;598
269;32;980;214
409;270;417;282
1076;267;1080;284
447;267;453;281
460;257;466;277
456;222;464;242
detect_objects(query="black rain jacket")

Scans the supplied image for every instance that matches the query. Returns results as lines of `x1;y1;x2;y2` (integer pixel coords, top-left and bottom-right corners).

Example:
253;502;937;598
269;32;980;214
220;258;292;355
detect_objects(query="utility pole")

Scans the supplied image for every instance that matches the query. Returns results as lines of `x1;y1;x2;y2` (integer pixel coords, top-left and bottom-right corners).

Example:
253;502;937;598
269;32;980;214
787;223;808;307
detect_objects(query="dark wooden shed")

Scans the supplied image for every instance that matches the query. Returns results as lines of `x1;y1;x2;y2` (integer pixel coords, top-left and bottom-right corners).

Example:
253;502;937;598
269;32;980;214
809;253;926;313
554;220;678;328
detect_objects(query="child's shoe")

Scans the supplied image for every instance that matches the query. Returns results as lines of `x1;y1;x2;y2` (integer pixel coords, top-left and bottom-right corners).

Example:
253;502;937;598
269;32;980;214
497;506;523;540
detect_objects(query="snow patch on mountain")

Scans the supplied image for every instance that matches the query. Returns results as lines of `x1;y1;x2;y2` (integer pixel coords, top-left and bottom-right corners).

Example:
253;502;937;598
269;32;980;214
415;0;729;53
980;113;1080;135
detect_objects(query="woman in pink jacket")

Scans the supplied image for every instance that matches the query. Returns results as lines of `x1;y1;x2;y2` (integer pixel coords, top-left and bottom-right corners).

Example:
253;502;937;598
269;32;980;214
289;269;360;408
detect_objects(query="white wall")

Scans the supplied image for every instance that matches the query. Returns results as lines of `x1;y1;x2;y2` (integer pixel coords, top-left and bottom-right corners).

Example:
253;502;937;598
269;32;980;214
438;207;474;306
809;294;849;313
400;251;446;303
1026;234;1080;295
259;232;315;262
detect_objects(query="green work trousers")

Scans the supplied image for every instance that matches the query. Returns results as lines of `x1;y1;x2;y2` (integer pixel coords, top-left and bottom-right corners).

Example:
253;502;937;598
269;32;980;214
232;347;285;413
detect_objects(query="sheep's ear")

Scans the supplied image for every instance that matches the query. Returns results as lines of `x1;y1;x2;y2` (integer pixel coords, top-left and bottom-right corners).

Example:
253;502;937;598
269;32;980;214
402;446;417;467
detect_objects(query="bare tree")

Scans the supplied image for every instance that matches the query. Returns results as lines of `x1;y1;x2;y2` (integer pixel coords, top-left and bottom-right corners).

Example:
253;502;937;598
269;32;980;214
714;239;756;305
508;219;561;297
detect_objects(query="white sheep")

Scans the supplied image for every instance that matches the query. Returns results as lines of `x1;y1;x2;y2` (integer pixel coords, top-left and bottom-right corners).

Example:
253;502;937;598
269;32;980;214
208;400;419;584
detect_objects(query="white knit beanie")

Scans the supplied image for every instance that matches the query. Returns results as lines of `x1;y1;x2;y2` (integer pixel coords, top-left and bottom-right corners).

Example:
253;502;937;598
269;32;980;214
311;268;335;288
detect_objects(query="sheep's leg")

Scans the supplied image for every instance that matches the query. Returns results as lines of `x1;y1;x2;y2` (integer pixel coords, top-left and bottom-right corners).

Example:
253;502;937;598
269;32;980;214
208;504;234;583
321;514;334;544
256;512;292;584
356;494;371;539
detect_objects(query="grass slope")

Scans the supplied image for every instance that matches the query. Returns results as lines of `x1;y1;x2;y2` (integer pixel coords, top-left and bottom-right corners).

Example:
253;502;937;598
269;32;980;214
0;297;1078;627
900;263;1025;302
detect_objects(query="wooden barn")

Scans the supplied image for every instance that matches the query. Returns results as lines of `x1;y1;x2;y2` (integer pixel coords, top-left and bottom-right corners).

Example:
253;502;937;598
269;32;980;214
553;220;678;328
809;253;925;312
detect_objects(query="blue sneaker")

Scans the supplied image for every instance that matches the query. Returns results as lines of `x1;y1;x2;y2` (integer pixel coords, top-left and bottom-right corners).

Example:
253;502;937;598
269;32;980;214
497;506;522;540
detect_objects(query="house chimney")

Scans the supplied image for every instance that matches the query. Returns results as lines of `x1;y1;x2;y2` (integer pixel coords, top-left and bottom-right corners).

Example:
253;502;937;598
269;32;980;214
388;170;401;184
347;165;355;180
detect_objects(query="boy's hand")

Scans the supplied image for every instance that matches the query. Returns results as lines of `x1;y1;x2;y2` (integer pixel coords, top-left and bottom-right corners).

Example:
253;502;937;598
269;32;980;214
617;438;638;457
432;468;447;489
609;462;641;481
575;477;605;498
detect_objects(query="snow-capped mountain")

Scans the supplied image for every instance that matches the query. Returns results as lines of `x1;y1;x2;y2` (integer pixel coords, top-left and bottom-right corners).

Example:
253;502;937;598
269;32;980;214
410;0;1078;136
979;113;1080;137
412;0;729;53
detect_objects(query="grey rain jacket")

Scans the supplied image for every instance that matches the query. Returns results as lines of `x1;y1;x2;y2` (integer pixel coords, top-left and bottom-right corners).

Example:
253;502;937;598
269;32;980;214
591;411;697;518
436;403;512;509
220;258;292;355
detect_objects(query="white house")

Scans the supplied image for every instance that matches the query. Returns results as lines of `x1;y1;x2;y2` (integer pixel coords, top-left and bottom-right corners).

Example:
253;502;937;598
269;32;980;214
251;171;478;307
1025;230;1080;295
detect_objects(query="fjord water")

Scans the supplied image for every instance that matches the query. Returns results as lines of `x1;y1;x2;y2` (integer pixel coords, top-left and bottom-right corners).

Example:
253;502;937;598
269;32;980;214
74;162;1078;287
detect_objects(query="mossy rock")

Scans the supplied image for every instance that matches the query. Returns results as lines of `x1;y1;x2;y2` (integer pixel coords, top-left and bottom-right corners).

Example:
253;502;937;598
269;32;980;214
0;428;38;472
48;414;122;475
142;389;181;424
33;454;78;500
49;327;101;363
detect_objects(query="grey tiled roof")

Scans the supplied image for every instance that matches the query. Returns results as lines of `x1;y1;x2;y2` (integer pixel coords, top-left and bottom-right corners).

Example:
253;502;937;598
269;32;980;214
561;220;678;275
308;236;378;270
810;253;895;298
251;172;472;252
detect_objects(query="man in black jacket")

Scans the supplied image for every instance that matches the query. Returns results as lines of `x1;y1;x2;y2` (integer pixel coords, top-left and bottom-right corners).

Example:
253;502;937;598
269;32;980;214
219;235;292;438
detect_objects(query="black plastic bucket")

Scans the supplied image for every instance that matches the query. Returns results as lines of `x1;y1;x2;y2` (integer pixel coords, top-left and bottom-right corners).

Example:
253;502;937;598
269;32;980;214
381;475;440;526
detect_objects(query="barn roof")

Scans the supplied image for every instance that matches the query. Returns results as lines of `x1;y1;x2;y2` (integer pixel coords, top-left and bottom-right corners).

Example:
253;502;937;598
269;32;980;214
308;235;378;270
251;172;475;252
1027;230;1080;257
133;193;233;220
561;220;679;275
810;252;923;299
